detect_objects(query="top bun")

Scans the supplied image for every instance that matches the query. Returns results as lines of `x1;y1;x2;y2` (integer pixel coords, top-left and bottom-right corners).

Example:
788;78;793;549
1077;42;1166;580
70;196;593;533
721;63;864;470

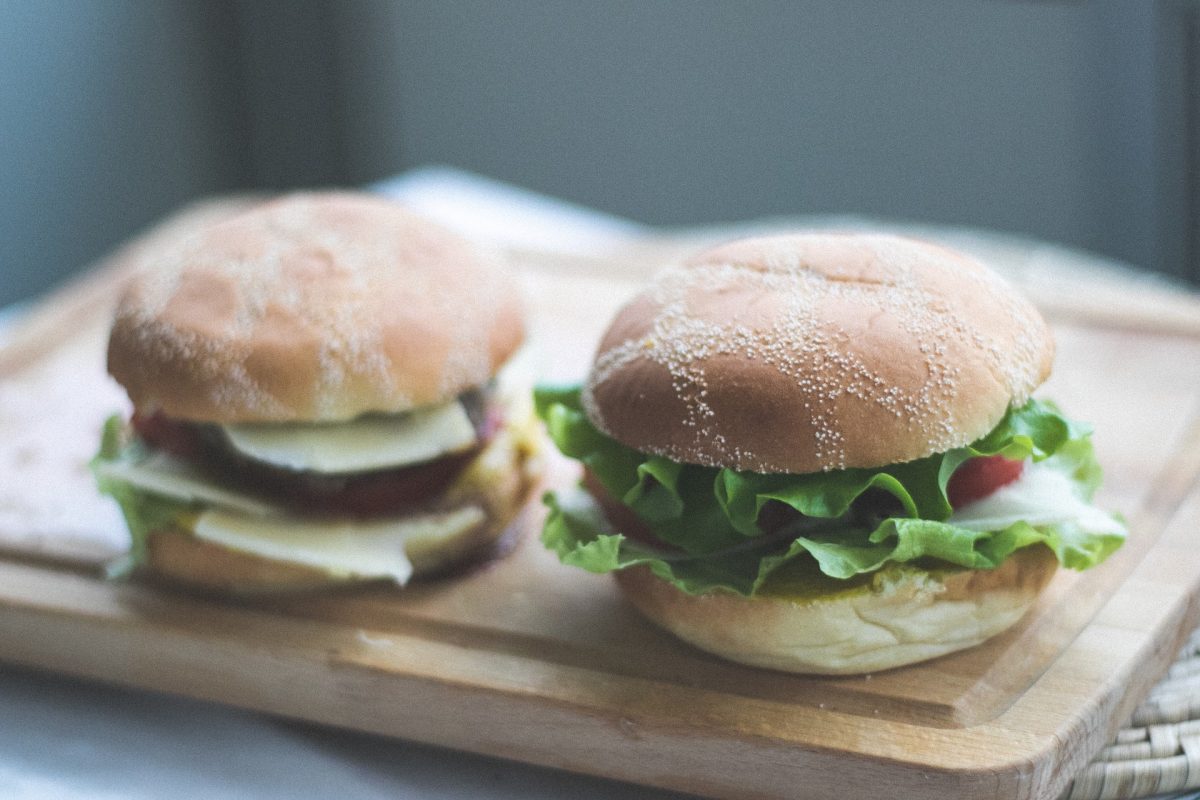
108;192;525;423
583;232;1053;474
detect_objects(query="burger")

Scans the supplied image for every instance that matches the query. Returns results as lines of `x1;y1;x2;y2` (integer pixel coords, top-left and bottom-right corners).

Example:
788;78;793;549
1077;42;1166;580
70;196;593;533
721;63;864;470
537;232;1125;674
94;192;543;594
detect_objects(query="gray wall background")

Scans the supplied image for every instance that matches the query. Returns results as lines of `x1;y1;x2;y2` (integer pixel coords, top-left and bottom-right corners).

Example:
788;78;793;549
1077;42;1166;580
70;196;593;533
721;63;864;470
1;0;1197;307
0;1;245;307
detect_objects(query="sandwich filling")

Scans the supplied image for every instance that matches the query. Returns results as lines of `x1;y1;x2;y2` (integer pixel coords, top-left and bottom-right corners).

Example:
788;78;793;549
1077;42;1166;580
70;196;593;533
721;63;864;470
94;375;542;584
536;386;1125;597
121;388;498;517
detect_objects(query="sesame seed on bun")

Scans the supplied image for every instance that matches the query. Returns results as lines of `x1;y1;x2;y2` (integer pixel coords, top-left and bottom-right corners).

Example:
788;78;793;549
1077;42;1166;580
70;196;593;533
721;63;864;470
583;232;1053;474
108;192;525;424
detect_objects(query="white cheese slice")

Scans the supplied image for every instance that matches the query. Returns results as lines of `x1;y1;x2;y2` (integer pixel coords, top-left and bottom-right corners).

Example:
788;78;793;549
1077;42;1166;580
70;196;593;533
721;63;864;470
94;451;280;516
494;344;535;407
221;400;477;474
192;505;486;585
949;461;1125;537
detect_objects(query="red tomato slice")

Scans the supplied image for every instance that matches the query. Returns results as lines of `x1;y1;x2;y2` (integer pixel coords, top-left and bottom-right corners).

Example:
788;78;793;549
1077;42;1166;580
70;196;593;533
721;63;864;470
131;410;201;459
947;455;1024;508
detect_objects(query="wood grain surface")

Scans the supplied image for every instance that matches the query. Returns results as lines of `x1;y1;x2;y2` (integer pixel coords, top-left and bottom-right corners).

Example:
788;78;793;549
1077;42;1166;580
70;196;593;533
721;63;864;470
1;204;1199;800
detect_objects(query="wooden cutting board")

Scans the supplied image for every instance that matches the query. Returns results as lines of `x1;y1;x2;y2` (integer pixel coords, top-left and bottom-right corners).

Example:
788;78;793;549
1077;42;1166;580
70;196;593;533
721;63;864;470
2;205;1200;800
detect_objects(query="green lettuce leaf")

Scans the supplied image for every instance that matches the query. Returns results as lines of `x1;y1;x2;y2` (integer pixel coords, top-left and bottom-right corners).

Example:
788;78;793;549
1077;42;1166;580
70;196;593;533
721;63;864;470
92;416;190;577
536;386;1124;596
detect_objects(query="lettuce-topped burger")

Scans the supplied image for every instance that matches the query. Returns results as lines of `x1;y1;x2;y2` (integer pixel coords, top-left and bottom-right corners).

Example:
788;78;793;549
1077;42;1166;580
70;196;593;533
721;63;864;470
95;192;543;594
538;232;1125;675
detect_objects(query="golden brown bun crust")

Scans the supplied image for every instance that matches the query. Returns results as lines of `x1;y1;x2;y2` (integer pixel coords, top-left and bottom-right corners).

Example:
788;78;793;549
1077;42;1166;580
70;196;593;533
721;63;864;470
146;530;337;595
615;545;1057;675
144;506;514;597
108;192;525;423
584;233;1053;473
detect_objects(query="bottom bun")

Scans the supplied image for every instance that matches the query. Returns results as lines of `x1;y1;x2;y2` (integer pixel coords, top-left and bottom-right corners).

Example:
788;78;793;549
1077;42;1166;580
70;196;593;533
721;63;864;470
147;528;355;595
143;499;526;596
614;545;1057;675
142;403;544;597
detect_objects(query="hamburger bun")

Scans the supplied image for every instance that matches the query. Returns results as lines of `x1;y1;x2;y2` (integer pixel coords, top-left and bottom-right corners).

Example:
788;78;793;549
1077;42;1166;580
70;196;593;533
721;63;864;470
108;192;525;424
615;545;1057;675
584;232;1054;473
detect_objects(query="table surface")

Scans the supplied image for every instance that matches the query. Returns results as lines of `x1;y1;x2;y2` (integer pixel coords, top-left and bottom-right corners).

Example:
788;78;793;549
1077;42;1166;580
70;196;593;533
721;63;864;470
0;662;697;800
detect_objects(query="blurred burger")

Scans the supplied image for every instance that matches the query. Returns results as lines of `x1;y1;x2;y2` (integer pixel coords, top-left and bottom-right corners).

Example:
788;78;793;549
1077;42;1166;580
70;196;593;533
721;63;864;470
95;192;543;594
537;232;1125;674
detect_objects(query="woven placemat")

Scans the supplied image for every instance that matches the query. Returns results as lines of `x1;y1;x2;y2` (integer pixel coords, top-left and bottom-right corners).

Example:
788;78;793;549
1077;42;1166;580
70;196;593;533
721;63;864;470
1065;626;1200;799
